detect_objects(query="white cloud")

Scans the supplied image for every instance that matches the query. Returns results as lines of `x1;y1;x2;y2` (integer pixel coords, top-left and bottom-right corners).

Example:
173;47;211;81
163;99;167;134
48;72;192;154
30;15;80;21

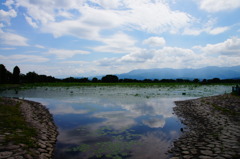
199;0;240;12
183;28;202;35
89;0;123;9
0;47;16;50
208;27;229;35
92;32;139;53
12;0;193;38
197;37;240;56
0;9;17;25
34;44;45;49
46;48;90;59
0;29;29;46
183;25;230;36
24;15;38;28
41;19;101;39
122;1;193;34
0;54;49;63
143;37;166;47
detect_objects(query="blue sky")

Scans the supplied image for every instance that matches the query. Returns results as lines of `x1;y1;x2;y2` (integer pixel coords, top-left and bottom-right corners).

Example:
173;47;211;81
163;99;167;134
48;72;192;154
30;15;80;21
0;0;240;78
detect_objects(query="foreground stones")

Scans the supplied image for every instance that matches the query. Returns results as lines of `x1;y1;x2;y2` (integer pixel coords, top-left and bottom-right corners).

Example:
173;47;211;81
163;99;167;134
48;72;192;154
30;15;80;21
0;98;58;159
169;94;240;159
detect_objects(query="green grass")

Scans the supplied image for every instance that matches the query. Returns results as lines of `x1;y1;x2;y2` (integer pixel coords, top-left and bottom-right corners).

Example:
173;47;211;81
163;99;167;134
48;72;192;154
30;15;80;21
212;103;240;116
2;82;199;88
1;82;239;89
0;98;37;147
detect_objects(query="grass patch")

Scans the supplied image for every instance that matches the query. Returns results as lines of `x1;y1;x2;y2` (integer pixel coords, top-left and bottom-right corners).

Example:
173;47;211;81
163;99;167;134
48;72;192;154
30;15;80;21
0;98;37;147
212;104;240;116
2;82;200;88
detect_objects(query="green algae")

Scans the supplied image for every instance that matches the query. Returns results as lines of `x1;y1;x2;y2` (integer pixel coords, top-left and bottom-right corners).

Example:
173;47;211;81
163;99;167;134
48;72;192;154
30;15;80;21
66;126;142;158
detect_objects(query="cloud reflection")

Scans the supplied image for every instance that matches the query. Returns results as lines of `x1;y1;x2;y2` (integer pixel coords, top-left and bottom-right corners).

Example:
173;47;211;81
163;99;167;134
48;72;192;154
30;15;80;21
92;111;138;130
130;131;176;159
142;117;166;128
50;104;88;115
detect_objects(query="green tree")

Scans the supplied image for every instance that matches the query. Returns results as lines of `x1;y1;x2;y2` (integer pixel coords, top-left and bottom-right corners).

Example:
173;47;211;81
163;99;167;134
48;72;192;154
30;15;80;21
92;77;98;82
26;72;38;83
0;64;7;84
101;75;119;83
13;66;20;84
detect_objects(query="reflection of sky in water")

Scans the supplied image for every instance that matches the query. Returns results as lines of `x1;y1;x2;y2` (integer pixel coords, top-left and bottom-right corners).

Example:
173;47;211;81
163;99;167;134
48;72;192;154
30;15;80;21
0;86;232;159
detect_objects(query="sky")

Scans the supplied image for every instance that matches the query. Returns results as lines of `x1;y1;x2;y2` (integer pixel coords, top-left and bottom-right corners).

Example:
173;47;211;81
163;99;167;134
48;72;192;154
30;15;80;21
0;0;240;78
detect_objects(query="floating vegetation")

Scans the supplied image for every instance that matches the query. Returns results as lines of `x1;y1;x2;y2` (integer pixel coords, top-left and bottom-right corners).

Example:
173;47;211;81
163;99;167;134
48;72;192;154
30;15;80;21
66;126;142;158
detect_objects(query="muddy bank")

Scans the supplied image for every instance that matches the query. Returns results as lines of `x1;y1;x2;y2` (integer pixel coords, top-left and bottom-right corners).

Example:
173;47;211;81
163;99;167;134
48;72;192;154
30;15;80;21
169;94;240;159
0;97;58;159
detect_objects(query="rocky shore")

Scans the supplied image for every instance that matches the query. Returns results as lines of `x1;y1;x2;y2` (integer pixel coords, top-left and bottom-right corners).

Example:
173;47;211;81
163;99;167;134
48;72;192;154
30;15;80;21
0;98;58;159
169;94;240;159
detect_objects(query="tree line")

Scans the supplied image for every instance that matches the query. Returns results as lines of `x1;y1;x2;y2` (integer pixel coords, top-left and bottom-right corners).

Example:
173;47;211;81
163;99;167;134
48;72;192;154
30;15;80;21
0;64;56;84
1;64;240;84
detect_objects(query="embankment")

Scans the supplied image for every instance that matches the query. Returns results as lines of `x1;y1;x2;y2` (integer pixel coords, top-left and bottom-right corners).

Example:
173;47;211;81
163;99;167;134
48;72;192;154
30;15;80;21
0;97;58;159
169;94;240;159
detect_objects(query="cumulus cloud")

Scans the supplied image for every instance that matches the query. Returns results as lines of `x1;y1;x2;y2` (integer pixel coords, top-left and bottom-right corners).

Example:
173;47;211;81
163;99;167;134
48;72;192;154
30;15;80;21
11;0;193;38
46;48;90;59
24;15;38;28
199;0;240;12
122;1;193;34
0;9;17;25
197;37;240;56
143;37;166;47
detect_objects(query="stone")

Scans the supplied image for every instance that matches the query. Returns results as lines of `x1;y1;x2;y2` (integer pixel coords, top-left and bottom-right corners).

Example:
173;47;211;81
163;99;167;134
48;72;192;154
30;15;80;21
0;151;13;158
199;155;213;159
38;148;47;153
24;154;33;159
6;145;20;150
183;155;192;159
200;150;213;156
38;143;46;149
182;151;189;155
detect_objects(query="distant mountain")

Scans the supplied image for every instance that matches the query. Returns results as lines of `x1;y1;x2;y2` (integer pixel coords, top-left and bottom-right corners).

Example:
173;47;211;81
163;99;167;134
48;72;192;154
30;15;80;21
117;66;240;80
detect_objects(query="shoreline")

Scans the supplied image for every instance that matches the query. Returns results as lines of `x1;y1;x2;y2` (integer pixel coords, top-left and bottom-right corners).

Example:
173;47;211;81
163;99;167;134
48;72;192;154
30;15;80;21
0;97;58;159
169;94;240;159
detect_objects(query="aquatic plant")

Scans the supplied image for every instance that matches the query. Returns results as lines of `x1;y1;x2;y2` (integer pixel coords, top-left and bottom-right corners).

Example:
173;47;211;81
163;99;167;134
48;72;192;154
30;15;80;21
66;126;142;158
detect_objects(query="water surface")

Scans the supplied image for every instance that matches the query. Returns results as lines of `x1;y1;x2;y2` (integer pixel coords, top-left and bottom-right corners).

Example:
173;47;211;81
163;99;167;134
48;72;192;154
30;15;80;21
0;85;232;159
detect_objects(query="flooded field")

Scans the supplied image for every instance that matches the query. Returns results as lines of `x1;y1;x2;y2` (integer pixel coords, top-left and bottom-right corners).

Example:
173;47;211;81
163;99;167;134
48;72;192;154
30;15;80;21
0;85;232;159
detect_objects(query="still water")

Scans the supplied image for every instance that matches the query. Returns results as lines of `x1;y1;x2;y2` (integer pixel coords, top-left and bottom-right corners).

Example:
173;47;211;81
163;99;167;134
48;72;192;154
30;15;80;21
0;85;232;159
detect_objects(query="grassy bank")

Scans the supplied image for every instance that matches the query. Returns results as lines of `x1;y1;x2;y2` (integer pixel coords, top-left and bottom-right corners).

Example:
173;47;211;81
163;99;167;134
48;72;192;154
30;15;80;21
0;97;37;147
1;82;238;89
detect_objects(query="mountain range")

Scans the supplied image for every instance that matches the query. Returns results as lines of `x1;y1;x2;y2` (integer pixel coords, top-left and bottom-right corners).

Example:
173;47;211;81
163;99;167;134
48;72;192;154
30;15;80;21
116;66;240;80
